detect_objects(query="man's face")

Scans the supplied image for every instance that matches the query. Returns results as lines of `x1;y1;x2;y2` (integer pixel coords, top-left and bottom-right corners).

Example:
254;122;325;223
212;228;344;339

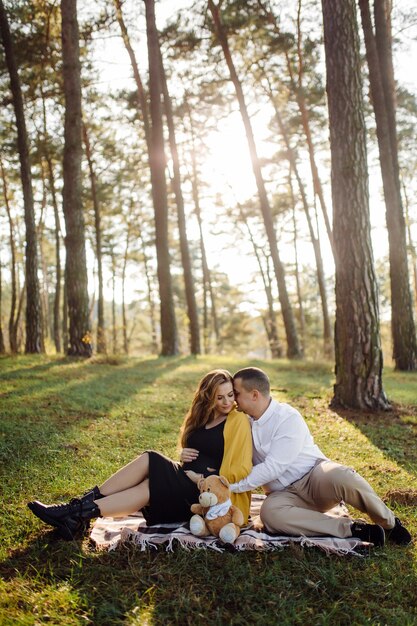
233;377;254;414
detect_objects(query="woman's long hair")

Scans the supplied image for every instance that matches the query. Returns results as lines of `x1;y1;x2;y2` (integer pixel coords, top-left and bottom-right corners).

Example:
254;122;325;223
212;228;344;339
180;369;234;447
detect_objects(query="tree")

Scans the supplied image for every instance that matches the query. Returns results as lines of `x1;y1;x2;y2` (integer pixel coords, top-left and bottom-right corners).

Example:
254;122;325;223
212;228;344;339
0;0;43;353
321;0;389;409
208;0;302;359
61;0;91;356
144;0;178;355
82;121;106;353
160;54;201;355
359;0;417;371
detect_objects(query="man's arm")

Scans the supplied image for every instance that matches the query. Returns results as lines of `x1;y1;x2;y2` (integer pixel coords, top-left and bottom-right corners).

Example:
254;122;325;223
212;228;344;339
230;413;308;493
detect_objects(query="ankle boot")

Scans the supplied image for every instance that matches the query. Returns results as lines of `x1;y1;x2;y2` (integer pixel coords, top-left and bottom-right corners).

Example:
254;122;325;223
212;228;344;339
28;485;103;539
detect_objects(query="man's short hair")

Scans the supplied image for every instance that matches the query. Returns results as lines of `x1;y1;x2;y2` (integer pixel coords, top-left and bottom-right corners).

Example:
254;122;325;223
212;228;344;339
233;367;270;396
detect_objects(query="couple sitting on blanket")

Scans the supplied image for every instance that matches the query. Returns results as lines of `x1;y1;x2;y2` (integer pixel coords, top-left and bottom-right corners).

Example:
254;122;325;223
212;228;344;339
28;367;411;547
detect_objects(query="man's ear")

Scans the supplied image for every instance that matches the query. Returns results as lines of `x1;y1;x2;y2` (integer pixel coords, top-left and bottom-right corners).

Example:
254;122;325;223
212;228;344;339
252;389;260;400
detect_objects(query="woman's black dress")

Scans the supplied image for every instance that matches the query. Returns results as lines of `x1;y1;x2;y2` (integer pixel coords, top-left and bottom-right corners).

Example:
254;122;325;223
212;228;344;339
143;421;225;525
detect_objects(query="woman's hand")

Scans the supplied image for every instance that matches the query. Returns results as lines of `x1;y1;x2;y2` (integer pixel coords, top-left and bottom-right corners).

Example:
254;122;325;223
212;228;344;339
180;447;199;463
185;470;203;484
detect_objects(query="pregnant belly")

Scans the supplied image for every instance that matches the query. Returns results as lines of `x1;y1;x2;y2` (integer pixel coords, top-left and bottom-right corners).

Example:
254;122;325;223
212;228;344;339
182;454;220;476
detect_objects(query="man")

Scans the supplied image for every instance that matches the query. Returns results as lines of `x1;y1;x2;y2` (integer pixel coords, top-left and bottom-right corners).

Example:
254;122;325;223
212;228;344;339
230;367;411;547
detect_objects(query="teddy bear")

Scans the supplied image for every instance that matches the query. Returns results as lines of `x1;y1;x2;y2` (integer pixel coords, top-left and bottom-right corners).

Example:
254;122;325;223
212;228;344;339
188;474;244;544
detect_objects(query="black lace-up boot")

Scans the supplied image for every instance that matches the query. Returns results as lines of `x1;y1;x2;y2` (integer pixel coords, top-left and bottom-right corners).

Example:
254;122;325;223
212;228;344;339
28;486;103;540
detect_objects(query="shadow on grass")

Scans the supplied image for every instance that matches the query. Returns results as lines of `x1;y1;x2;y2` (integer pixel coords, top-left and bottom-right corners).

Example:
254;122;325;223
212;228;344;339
2;530;417;625
0;355;195;491
331;403;417;480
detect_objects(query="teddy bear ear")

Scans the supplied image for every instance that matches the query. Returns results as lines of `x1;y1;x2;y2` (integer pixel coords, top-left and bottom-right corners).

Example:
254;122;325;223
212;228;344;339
219;476;230;488
198;477;205;490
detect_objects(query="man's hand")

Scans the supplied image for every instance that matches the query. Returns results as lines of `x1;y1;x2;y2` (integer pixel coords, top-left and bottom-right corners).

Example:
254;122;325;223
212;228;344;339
180;447;199;463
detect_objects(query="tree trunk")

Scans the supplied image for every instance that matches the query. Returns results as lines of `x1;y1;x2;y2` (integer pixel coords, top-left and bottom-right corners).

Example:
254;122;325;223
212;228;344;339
111;252;117;354
208;0;302;358
0;157;18;352
138;225;159;354
144;0;178;355
0;0;43;353
402;183;417;314
238;203;282;358
0;255;5;353
82;122;106;354
265;77;332;356
122;226;130;355
160;52;201;355
257;0;334;253
289;175;306;346
359;0;417;370
61;0;92;356
45;153;62;353
187;114;220;351
321;0;389;409
38;166;50;347
113;0;151;149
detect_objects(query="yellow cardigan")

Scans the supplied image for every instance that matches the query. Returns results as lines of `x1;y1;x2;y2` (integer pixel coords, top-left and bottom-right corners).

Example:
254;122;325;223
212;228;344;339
219;409;252;524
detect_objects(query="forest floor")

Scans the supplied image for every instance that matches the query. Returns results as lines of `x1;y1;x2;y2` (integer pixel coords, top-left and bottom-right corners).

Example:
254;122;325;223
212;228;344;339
1;354;417;625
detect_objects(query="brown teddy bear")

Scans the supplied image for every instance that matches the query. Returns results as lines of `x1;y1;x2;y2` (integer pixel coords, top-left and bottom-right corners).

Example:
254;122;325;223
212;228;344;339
189;474;244;544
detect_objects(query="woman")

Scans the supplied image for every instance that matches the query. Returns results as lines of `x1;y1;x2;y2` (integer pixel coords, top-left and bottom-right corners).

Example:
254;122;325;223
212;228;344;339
28;369;252;539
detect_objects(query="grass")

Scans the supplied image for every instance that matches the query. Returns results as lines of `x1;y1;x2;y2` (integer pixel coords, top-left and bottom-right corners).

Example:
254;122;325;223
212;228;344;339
1;354;417;625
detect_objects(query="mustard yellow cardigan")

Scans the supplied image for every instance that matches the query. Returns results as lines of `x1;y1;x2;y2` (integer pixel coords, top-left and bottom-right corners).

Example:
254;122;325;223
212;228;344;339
219;409;252;524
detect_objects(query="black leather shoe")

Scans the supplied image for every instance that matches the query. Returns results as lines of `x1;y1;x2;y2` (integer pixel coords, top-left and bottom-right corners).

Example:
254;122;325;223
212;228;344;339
386;518;412;545
351;521;385;547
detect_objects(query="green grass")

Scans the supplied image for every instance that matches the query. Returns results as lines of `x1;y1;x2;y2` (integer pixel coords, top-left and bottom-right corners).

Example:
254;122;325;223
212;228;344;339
1;354;417;625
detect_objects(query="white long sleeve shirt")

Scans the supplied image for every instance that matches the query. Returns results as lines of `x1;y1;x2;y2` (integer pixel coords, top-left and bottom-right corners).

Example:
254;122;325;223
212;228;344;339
230;399;327;494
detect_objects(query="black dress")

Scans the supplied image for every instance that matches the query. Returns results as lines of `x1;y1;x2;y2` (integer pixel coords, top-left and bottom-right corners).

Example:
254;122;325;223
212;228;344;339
142;421;225;525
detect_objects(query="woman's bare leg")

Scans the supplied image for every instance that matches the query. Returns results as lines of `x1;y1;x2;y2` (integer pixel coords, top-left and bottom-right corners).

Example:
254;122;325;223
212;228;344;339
97;480;150;517
99;453;150;496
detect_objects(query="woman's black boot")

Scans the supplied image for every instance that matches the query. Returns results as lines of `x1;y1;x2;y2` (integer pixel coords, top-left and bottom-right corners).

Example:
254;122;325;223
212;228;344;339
28;486;103;540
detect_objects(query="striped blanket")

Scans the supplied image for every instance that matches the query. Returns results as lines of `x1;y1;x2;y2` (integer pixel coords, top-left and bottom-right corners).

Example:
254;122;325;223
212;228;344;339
90;494;370;556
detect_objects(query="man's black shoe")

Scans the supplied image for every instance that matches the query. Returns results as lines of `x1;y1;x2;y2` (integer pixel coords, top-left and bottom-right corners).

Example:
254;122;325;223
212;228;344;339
386;518;412;545
351;521;385;547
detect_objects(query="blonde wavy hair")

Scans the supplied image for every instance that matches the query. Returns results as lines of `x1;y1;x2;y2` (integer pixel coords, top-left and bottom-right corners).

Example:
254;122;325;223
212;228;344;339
180;369;234;447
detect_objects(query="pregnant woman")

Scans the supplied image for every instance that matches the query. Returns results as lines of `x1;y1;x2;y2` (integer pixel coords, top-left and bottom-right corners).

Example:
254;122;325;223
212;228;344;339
28;369;253;539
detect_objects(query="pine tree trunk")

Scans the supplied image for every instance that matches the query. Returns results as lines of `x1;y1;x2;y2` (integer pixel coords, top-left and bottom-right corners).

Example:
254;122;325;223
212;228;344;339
160;53;201;355
45;153;62;353
110;252;117;354
322;0;389;409
1;157;18;352
257;0;334;253
289;179;306;346
138;226;159;353
38;167;50;346
144;0;178;356
208;0;301;358
113;0;151;149
61;0;91;356
267;83;332;357
82;122;106;354
0;255;5;353
403;186;417;314
0;0;43;353
238;203;282;358
359;0;417;370
122;227;130;355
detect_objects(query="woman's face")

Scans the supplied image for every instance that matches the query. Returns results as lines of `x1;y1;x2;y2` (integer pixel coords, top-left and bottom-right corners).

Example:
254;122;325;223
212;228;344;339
213;381;235;417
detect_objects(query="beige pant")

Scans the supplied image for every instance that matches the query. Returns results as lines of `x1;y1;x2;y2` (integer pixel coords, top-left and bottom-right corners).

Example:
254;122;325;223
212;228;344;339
260;460;396;537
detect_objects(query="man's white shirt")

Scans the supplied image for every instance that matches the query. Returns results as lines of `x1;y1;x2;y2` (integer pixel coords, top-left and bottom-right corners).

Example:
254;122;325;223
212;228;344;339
230;399;327;494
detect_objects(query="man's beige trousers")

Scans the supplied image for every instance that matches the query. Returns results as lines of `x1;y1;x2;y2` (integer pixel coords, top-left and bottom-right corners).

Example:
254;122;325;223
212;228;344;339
260;460;395;537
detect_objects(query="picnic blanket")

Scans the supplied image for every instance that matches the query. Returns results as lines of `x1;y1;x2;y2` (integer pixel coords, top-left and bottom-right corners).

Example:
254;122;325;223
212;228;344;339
90;494;370;556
